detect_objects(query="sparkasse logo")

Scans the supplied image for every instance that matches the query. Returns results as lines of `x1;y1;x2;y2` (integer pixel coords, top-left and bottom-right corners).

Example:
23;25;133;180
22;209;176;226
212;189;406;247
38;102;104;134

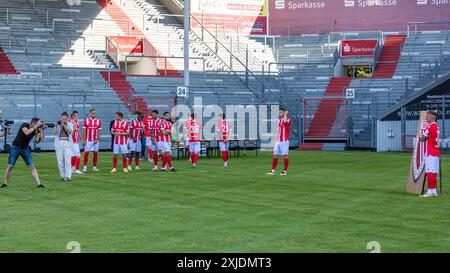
346;0;398;8
417;0;427;4
417;0;450;6
275;0;286;9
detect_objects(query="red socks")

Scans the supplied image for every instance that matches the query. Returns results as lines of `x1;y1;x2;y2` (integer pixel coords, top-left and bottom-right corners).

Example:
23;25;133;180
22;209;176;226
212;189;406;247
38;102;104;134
272;158;279;171
188;151;192;161
83;152;89;166
93;151;98;167
167;154;173;168
284;157;289;171
135;153;140;166
71;157;76;167
161;154;167;169
148;148;152;158
128;154;133;166
192;153;199;165
113;157;118;169
122;155;127;169
153;153;158;167
427;173;437;190
221;151;228;162
75;157;80;171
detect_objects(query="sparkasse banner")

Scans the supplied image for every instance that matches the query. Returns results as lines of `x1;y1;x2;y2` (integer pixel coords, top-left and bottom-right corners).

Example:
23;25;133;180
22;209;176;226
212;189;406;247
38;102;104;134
191;0;268;35
269;0;450;34
341;39;378;57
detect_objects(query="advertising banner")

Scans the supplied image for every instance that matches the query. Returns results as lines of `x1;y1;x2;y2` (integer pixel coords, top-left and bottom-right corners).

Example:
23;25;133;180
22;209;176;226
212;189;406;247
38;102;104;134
341;39;378;57
107;36;144;54
191;0;268;35
269;0;450;34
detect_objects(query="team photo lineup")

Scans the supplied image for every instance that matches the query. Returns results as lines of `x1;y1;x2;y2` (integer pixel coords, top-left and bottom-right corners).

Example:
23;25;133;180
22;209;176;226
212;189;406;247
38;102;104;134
1;0;450;258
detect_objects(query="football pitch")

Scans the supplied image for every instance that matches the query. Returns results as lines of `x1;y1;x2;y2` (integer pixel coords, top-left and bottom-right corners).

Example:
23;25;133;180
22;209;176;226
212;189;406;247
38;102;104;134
0;151;449;253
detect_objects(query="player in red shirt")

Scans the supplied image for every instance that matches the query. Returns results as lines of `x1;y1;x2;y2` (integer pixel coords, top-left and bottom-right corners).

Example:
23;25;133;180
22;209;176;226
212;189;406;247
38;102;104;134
82;109;102;172
157;112;176;172
420;110;441;198
69;111;83;174
110;112;130;173
267;107;291;176
187;113;202;168
183;113;193;162
128;111;144;171
217;114;231;167
144;110;161;171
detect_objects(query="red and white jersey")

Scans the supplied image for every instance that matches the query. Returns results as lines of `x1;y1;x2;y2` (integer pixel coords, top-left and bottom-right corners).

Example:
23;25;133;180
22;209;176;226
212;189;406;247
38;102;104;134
111;120;130;145
423;122;440;157
144;117;161;138
217;120;231;142
157;119;172;143
83;117;102;142
277;117;291;142
187;120;202;142
69;120;80;144
130;119;144;141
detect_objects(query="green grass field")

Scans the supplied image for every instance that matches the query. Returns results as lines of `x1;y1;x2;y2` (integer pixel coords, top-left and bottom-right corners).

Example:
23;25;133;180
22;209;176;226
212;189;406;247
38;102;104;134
0;151;449;253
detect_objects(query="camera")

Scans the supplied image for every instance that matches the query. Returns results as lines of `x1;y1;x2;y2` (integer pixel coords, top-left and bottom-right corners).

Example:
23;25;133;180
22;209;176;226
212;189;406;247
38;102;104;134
42;122;56;129
0;120;14;127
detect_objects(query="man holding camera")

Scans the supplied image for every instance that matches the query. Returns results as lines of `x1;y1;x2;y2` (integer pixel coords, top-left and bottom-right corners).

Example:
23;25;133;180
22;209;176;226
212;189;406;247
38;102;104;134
1;118;46;188
53;112;74;182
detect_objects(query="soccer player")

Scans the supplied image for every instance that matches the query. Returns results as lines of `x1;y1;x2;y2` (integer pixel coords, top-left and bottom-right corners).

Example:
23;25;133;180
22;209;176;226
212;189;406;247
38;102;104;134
187;113;201;168
82;109;102;172
144;110;160;171
183;113;193;161
158;112;176;172
69;111;83;174
111;112;130;173
420;110;441;198
128;111;144;171
267;107;291;176
217;114;232;167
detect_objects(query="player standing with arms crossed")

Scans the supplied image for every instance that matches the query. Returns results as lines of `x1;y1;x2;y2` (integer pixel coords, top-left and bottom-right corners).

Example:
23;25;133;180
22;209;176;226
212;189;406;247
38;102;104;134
420;110;441;198
128;112;144;171
82;109;102;172
187;114;202;168
158;112;176;172
69;111;83;175
111;112;130;173
267;107;291;176
217;114;232;167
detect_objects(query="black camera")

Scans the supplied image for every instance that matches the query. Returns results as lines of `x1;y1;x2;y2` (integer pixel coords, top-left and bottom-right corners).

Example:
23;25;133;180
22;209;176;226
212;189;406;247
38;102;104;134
43;122;56;129
0;120;14;127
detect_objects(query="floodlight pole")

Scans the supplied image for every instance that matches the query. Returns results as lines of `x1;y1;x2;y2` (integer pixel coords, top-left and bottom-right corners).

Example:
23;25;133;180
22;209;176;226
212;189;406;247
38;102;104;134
183;0;190;88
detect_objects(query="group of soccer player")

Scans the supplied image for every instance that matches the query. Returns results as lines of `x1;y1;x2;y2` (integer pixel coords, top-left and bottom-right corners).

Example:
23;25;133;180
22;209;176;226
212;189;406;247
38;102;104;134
67;107;236;174
66;107;292;176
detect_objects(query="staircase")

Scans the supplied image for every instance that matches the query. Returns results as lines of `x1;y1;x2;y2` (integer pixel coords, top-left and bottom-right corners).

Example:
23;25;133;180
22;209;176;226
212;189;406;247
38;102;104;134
97;0;181;76
0;46;19;75
300;77;352;150
372;35;406;78
100;71;149;115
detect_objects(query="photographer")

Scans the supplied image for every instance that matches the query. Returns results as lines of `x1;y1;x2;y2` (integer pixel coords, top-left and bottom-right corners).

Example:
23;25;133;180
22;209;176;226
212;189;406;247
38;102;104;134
52;112;74;182
1;118;45;188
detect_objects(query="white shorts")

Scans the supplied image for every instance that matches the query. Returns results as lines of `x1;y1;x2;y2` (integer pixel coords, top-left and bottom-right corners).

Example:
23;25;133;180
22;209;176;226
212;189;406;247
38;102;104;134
189;141;201;153
274;141;289;156
129;139;142;152
146;137;158;151
71;143;81;157
219;142;230;152
157;142;171;153
85;141;100;152
425;156;440;174
113;143;129;154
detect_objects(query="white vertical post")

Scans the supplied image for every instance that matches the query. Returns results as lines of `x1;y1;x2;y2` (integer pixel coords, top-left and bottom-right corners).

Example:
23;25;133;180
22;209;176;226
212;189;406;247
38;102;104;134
184;0;190;88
